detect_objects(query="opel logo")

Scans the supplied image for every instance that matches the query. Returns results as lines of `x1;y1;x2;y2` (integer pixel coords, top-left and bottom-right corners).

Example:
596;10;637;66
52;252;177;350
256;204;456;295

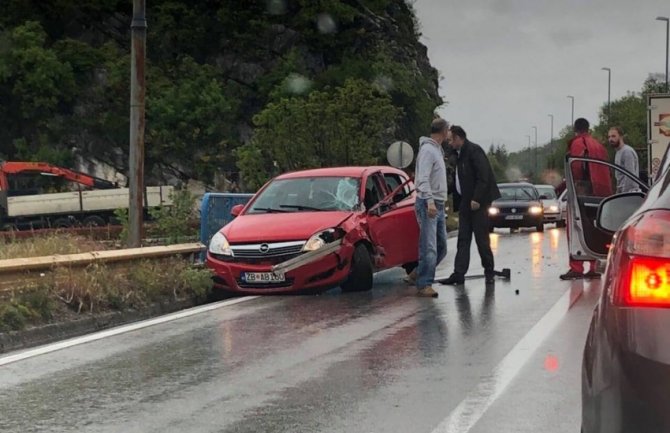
511;208;517;213
259;244;270;253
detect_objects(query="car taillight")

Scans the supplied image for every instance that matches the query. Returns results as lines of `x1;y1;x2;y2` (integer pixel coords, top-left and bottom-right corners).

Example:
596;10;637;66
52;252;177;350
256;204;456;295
612;210;670;308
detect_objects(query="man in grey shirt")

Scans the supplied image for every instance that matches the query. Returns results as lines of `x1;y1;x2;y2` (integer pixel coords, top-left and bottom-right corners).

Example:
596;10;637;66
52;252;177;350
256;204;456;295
608;127;640;193
410;118;449;298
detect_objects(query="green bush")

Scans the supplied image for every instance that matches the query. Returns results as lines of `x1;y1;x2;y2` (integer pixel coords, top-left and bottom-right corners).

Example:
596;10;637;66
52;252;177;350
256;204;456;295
148;189;198;244
0;305;27;331
179;267;213;302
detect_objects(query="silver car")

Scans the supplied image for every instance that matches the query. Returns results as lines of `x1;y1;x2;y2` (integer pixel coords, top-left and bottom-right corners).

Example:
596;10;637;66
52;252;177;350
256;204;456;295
534;184;564;227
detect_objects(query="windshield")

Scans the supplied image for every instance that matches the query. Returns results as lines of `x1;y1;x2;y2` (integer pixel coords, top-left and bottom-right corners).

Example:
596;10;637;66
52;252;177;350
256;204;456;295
499;185;539;201
247;176;361;213
535;187;557;199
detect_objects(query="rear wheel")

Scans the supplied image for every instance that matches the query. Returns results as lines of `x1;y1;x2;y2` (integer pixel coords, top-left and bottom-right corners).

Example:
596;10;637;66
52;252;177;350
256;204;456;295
52;217;73;228
82;215;107;227
341;244;373;292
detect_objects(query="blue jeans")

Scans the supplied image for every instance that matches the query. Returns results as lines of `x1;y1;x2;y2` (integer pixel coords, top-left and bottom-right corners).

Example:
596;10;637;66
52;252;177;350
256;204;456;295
415;198;447;289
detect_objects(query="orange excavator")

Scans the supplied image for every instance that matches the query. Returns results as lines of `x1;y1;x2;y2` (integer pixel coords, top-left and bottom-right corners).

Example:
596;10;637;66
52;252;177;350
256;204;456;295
0;161;118;191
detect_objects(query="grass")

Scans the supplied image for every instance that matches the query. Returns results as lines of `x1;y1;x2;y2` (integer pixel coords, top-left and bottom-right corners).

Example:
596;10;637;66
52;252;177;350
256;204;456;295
0;234;106;260
0;259;214;331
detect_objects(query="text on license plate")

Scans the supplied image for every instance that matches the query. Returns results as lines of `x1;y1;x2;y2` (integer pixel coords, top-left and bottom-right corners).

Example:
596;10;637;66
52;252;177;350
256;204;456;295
242;272;285;283
505;215;524;220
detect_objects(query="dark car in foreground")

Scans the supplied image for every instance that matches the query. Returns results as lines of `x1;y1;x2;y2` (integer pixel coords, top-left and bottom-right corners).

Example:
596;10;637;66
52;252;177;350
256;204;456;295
488;182;544;232
567;150;670;433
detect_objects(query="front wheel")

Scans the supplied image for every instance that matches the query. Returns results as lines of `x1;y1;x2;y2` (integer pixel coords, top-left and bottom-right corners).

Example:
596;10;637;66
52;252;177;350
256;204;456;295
536;222;545;232
556;220;566;228
341;244;374;292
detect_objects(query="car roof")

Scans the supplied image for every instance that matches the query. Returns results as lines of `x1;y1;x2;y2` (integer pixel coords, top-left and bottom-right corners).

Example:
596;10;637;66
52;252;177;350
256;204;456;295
498;182;536;188
276;166;401;180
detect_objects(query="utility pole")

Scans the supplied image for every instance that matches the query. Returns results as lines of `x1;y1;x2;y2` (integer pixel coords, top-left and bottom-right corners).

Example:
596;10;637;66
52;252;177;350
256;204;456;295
602;67;611;124
567;95;574;126
532;126;538;179
526;135;531;178
548;115;554;171
128;0;147;247
658;17;669;92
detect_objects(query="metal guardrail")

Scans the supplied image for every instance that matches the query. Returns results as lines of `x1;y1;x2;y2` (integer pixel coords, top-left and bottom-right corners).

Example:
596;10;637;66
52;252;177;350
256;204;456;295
0;243;204;293
199;193;253;260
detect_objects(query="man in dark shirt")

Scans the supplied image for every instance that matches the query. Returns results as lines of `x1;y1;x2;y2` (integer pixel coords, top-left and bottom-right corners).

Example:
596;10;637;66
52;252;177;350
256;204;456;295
442;125;501;285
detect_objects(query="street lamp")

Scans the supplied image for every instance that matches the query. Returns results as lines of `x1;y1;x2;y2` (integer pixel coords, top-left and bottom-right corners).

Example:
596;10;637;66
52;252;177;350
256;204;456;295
532;126;538;177
602;67;611;124
526;134;531;177
657;16;669;92
567;96;574;126
548;114;554;145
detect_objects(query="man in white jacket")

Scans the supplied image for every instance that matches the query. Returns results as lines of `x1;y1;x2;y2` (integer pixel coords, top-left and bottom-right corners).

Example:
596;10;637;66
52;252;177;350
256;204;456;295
411;118;449;298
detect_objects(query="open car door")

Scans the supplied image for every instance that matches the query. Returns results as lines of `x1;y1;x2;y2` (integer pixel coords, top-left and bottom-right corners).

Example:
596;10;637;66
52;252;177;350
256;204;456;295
565;156;649;262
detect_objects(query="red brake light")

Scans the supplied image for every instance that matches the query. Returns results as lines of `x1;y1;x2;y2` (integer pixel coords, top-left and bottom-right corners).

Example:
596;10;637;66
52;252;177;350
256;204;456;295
611;210;670;308
625;257;670;307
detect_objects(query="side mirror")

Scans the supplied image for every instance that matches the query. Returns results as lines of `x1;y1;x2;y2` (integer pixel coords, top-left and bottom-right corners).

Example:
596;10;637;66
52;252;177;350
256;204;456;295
231;204;244;217
596;192;645;233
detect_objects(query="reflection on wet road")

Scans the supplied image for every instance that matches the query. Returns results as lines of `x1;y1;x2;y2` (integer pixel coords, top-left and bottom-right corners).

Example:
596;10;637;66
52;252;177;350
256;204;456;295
0;228;598;433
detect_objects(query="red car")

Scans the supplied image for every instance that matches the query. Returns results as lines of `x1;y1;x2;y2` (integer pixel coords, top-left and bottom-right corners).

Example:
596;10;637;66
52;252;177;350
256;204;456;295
206;166;419;294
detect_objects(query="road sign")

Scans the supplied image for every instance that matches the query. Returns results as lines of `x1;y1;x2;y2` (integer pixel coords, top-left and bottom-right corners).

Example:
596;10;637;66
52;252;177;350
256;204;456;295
387;141;414;169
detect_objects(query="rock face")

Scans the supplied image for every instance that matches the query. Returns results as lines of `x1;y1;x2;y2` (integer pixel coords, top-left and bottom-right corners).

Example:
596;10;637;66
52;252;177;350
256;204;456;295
0;1;442;191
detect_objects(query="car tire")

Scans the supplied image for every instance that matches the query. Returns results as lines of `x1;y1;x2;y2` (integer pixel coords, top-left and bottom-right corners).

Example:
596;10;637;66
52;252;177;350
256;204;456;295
83;215;107;227
489;224;494;233
341;244;374;293
536;222;545;232
557;220;566;228
52;217;73;228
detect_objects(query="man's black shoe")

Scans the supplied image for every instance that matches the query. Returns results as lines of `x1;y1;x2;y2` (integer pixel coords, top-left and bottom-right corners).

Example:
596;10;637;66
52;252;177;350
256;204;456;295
442;273;465;285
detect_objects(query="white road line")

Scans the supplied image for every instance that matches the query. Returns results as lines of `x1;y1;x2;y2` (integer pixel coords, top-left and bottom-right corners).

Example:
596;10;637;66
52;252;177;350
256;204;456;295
431;286;582;433
0;296;258;367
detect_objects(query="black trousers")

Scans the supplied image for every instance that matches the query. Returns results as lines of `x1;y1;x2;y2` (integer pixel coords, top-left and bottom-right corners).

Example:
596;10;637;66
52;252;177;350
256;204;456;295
454;205;495;275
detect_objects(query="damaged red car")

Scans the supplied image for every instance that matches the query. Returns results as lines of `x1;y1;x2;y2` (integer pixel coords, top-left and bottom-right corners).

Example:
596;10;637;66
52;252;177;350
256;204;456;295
206;166;419;294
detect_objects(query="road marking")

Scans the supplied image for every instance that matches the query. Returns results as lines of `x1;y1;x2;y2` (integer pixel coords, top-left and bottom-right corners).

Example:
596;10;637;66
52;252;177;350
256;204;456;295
0;296;258;367
431;286;582;433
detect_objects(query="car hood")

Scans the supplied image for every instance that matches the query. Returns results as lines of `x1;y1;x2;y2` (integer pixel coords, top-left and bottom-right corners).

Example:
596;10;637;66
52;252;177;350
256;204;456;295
492;200;540;208
541;199;560;207
223;211;355;243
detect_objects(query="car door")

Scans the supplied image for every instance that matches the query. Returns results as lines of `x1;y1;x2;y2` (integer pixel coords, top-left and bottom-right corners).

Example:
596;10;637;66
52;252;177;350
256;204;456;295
565;156;650;261
363;171;418;269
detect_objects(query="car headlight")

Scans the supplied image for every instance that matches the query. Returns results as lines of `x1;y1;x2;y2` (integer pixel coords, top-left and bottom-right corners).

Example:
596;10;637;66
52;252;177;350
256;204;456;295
209;232;233;256
302;228;343;252
529;206;543;215
549;205;559;213
489;207;500;215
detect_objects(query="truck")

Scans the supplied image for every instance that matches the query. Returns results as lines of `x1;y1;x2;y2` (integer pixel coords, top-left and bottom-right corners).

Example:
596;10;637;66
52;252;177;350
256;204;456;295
0;161;173;230
647;94;670;181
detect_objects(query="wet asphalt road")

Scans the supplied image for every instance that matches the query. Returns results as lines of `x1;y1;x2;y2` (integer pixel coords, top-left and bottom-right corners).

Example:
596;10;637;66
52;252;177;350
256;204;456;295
0;227;599;433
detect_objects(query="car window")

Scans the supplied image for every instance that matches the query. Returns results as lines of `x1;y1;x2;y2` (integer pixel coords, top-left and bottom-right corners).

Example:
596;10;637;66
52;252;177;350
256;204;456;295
535;186;557;199
364;175;384;210
383;173;410;196
248;176;361;213
498;186;538;201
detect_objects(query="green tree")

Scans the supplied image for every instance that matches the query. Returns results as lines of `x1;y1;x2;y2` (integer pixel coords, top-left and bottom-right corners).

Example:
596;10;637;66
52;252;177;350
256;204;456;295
237;79;401;190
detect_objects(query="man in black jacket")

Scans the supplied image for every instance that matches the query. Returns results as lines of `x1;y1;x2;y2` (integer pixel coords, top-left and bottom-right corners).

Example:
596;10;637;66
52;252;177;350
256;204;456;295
442;125;501;285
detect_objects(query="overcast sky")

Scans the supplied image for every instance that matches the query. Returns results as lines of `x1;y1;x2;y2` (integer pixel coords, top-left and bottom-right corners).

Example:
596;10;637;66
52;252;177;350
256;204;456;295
413;0;669;152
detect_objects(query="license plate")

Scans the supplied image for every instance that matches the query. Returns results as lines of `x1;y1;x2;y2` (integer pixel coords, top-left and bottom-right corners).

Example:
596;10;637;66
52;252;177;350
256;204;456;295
242;272;285;283
505;215;524;220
